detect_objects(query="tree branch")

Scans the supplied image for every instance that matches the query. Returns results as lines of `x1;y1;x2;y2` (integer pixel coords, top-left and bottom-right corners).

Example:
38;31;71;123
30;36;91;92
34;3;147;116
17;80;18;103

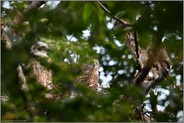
97;1;132;27
132;47;158;86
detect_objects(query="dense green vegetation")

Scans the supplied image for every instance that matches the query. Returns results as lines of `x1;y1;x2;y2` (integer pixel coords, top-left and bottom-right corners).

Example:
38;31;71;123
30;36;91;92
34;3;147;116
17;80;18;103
1;1;183;122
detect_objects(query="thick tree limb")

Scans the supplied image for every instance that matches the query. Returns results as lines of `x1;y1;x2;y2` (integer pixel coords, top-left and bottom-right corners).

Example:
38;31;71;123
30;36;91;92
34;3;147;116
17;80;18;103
132;47;158;86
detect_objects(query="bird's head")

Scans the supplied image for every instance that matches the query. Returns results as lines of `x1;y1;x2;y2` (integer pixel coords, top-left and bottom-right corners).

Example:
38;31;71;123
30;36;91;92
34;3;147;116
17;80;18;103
93;59;99;69
30;41;49;58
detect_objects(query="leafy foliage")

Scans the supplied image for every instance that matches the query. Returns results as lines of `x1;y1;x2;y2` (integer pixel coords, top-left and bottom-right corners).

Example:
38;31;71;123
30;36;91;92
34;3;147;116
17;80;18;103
1;1;183;122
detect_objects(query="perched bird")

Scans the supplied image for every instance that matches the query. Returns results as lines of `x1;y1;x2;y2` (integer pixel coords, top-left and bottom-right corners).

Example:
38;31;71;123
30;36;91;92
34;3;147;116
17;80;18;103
18;41;53;92
113;18;172;122
75;59;100;90
113;21;172;92
126;32;172;92
70;59;102;99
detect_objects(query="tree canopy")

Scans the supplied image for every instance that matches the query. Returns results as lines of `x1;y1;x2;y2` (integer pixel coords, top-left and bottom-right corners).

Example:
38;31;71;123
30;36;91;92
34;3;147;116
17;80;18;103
1;1;183;122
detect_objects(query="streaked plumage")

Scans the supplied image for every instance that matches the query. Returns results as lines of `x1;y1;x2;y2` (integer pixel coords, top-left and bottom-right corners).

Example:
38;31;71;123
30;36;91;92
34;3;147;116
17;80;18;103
18;42;53;91
114;21;172;92
75;59;100;90
70;59;104;99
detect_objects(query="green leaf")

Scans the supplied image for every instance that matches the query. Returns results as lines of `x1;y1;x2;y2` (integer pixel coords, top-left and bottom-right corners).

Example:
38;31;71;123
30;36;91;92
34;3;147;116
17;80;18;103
83;2;92;22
